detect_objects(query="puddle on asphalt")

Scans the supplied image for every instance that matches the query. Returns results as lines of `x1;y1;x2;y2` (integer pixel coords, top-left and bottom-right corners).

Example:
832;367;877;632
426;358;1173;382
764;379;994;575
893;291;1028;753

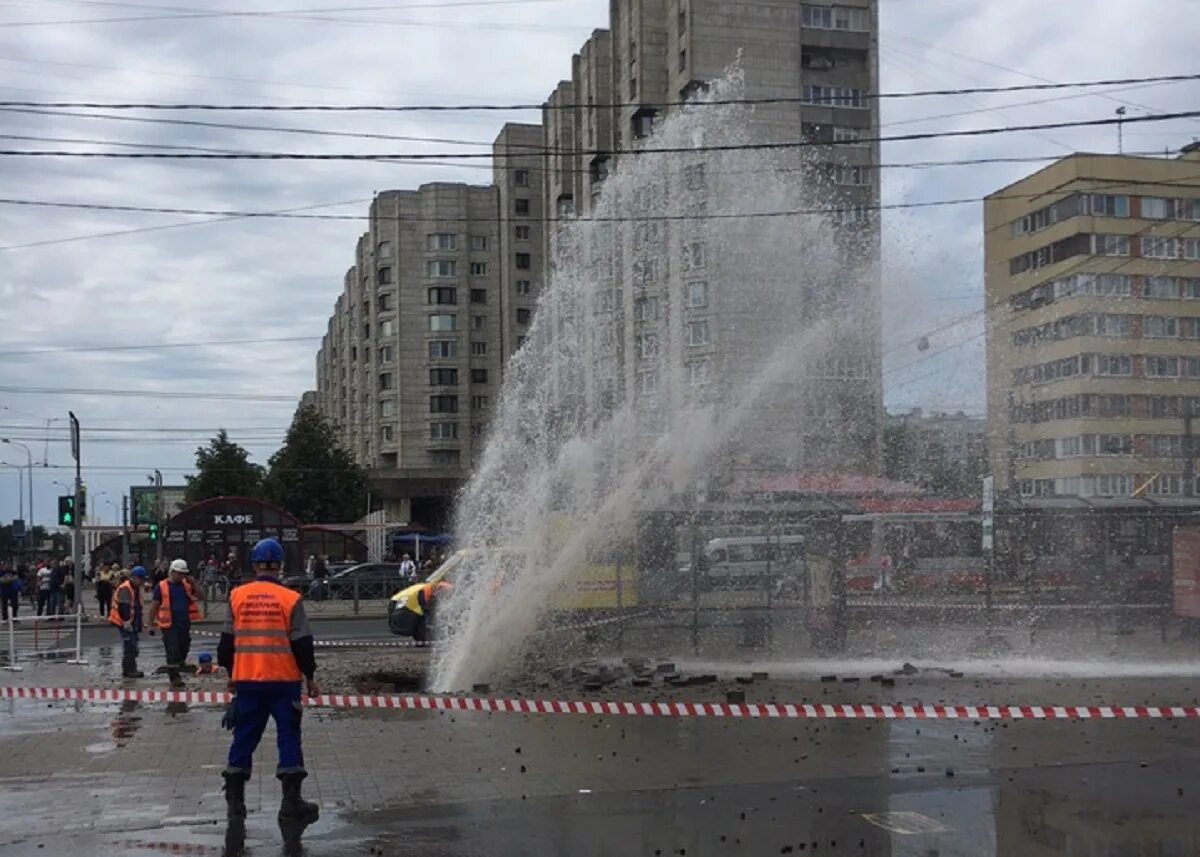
85;700;143;754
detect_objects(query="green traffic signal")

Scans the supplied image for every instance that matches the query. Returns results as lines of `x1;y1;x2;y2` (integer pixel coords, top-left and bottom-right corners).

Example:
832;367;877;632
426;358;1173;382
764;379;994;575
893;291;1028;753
149;523;159;542
57;495;75;526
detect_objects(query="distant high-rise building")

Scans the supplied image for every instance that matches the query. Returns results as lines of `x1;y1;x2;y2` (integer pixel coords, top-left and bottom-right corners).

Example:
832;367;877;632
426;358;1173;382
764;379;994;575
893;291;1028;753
314;184;502;527
984;145;1200;500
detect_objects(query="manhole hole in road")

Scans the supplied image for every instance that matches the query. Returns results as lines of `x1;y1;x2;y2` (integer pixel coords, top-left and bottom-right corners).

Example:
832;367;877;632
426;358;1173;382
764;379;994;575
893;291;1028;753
353;671;424;694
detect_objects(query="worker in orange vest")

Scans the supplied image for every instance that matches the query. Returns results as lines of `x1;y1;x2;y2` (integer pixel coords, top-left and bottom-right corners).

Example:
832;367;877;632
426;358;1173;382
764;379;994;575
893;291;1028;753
217;538;320;824
108;565;148;678
148;558;203;688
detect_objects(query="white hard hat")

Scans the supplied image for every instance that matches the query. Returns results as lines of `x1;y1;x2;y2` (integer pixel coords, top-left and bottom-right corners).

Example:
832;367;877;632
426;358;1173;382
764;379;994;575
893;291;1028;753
169;558;190;574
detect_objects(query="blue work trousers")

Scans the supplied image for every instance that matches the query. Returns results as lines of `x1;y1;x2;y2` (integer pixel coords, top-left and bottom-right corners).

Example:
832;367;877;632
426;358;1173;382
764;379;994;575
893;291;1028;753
226;681;305;777
118;627;140;674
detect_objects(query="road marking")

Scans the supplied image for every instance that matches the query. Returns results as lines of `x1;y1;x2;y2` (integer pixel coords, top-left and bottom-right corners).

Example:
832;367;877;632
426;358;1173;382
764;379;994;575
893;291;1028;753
861;811;949;835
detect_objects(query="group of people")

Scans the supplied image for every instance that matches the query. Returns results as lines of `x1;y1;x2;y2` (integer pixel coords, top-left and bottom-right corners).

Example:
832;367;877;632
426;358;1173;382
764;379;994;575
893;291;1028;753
0;556;78;621
110;539;322;824
394;550;444;583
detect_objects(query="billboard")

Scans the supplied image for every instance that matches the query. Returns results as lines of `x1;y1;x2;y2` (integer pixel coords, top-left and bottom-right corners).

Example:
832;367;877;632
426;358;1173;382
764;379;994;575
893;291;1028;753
130;485;188;526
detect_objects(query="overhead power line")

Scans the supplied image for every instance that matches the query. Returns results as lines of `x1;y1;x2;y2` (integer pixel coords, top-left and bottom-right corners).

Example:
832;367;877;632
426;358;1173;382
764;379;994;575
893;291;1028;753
0;385;298;403
1;73;1197;110
2;111;1194;160
0;335;320;357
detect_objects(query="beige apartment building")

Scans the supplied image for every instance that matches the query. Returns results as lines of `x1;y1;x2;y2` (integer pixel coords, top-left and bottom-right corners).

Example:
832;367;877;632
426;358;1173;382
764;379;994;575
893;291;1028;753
984;144;1200;500
314;184;504;527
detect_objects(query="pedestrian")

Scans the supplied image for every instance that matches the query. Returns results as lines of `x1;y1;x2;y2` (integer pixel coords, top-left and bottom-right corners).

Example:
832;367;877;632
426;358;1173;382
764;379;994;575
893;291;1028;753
62;559;76;615
218;538;320;823
0;564;21;621
35;561;53;616
110;565;148;679
310;554;328;600
398;553;416;583
148;558;203;688
48;558;67;617
95;563;114;618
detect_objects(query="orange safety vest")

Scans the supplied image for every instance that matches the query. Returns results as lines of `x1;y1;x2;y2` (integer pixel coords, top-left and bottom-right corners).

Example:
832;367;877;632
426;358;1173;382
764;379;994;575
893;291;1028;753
228;580;304;683
108;579;141;627
154;579;203;628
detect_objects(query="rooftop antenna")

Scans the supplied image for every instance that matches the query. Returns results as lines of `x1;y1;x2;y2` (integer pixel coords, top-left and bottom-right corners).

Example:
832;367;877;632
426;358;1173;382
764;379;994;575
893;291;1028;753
1115;107;1127;154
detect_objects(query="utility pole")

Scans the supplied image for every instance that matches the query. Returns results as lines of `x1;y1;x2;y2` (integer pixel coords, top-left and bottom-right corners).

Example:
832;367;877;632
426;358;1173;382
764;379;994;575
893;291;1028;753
154;469;164;564
121;493;130;566
1;439;33;535
69;412;83;611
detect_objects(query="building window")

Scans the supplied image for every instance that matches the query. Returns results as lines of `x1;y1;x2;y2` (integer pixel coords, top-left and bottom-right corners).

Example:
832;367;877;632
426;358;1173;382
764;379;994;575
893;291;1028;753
376;240;392;259
375;267;392;285
430;395;459;413
379;319;395;336
633;258;658;285
517;335;527;348
471;235;488;251
1144;276;1178;299
378;372;393;391
515;225;531;241
637;369;658;395
1095;234;1130;256
514;169;530;187
1095;354;1133;376
471;341;487;355
636;333;659;359
1144;316;1179;338
681;240;706;270
1141;236;1181;260
516;279;532;295
516;308;532;325
380;399;396;418
380;425;394;442
430;450;461;466
634;296;660;321
833;127;862;145
471;368;488;384
1142;197;1171;219
687;359;710;387
1096;314;1131;337
428;287;457;305
1146;356;1180;378
426;259;457;278
470;288;487;304
470;261;488;276
678;48;687;72
473;314;487;330
802;85;866;108
430;368;458;386
683;163;705;191
802;4;869;31
687;320;711;347
514;198;530;216
429;314;457;332
687;280;708;308
515;252;532;270
429;340;457;359
378;293;393;312
379;345;394;362
1087;194;1130;217
471;395;489;412
427;233;456;251
834;165;871;186
430;422;459;440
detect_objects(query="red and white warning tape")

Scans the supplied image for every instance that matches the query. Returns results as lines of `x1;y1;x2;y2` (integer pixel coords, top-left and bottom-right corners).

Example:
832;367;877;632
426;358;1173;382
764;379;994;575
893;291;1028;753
191;630;429;648
2;685;1198;719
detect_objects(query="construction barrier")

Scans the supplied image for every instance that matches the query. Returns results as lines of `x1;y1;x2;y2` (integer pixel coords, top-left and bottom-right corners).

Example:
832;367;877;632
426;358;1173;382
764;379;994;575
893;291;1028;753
2;686;1198;719
3;609;88;671
190;629;429;648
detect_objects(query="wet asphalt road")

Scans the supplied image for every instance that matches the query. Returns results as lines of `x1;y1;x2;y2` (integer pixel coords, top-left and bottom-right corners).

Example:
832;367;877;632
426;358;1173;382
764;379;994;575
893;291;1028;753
2;687;1199;857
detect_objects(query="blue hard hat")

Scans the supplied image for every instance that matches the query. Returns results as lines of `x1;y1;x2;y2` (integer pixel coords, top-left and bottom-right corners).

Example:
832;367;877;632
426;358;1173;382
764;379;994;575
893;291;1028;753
250;538;284;564
131;565;147;578
198;652;213;664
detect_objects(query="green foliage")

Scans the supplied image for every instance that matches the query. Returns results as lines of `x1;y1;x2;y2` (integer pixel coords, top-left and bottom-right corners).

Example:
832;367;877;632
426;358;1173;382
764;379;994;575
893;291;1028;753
184;429;265;504
261;406;367;524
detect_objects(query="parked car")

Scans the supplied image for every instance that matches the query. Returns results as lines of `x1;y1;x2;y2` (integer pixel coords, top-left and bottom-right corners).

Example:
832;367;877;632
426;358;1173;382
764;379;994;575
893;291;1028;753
311;562;405;600
283;561;391;596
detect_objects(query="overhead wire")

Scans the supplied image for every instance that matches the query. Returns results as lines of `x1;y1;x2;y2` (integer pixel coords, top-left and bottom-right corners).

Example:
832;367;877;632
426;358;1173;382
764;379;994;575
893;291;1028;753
2;73;1197;110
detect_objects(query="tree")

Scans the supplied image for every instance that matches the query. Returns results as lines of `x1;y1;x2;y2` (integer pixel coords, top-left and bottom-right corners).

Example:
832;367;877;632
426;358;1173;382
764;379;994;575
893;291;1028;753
261;406;367;523
184;430;264;504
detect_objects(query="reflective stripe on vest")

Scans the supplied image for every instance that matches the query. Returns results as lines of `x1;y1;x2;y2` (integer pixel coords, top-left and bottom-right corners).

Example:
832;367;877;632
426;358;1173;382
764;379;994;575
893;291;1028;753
155;579;203;629
108;580;140;627
229;581;303;683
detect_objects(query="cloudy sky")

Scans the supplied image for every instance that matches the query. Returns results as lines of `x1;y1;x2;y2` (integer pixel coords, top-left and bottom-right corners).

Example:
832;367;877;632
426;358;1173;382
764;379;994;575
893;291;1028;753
0;0;1197;528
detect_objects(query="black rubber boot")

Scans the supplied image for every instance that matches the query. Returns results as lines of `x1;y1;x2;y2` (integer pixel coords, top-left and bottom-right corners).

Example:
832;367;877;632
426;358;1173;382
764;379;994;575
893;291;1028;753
277;772;319;823
222;770;249;820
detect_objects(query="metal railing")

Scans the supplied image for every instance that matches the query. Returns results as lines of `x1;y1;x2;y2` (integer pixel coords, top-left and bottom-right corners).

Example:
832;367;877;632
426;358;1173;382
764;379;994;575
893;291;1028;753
3;606;88;670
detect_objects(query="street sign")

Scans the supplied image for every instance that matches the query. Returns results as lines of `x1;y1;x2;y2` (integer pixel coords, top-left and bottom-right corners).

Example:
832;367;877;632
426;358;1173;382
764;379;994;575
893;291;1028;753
981;476;995;552
11;519;24;538
69;411;80;464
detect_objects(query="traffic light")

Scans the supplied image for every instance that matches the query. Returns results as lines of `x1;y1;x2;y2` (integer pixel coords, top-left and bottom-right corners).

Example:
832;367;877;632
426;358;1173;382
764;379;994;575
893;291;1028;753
57;495;75;526
148;522;159;542
78;486;87;521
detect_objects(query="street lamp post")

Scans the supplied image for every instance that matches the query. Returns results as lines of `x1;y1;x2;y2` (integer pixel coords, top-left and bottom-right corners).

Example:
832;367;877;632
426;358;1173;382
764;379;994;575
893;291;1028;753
0;462;23;522
1;439;34;534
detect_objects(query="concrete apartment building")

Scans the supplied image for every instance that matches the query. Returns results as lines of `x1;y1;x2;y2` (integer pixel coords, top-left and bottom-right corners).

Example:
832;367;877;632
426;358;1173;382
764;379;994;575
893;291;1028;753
314;184;503;526
534;0;883;476
984;144;1200;500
